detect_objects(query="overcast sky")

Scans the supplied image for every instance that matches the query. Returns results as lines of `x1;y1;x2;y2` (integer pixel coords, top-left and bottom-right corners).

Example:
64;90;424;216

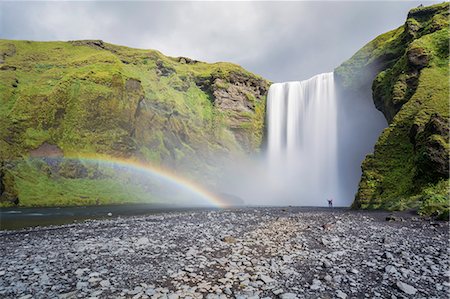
0;1;440;82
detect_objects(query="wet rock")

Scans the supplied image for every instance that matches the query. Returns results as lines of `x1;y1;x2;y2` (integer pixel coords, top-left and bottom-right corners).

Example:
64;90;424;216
386;215;401;222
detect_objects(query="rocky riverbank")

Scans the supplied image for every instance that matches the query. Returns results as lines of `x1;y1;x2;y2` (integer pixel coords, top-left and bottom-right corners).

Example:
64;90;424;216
0;208;448;299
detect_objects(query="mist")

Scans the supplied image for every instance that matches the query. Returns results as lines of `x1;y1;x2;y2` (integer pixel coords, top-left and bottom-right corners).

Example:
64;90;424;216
215;72;386;207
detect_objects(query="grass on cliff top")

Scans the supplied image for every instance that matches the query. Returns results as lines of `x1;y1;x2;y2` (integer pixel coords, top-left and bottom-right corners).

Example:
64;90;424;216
334;26;405;89
335;2;449;91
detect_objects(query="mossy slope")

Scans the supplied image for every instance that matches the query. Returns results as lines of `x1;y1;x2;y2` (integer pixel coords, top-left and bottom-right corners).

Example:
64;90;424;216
335;3;449;218
0;40;269;206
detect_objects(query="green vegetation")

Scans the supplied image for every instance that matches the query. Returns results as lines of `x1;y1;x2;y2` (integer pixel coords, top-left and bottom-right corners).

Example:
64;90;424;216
0;39;269;207
336;2;449;218
0;160;155;207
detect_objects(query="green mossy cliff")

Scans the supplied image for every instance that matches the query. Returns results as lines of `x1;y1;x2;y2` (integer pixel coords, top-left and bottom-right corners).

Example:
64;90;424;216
335;3;449;218
0;39;269;206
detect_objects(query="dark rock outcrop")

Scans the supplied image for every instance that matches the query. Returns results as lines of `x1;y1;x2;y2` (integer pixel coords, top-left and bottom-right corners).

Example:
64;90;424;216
58;160;89;179
155;60;176;77
0;163;4;198
407;47;430;69
0;43;16;64
69;39;107;50
29;143;64;158
413;114;449;182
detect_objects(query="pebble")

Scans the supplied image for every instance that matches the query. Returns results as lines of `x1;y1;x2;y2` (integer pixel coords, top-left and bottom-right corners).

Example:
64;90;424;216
310;279;322;290
99;280;110;288
396;281;417;295
0;208;447;299
336;290;347;299
279;293;298;299
135;237;150;246
260;274;275;284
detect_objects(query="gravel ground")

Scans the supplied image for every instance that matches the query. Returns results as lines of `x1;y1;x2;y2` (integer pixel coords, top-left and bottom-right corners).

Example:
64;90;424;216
0;207;448;299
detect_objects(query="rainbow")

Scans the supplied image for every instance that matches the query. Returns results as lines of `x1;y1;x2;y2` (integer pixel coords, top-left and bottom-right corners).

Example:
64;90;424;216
59;153;228;208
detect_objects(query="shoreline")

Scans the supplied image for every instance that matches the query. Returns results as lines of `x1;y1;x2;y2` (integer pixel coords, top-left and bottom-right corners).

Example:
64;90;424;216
0;205;432;232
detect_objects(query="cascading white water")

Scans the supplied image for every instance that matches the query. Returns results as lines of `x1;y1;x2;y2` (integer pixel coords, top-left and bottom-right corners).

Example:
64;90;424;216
219;71;386;207
266;72;339;205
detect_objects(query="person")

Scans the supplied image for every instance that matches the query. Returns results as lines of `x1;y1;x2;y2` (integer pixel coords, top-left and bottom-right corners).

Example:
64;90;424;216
328;198;333;208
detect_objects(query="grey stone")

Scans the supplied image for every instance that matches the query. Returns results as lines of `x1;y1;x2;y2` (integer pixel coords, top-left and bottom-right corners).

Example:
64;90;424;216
279;293;297;299
396;281;417;295
58;291;78;299
135;237;150;246
385;265;397;274
260;274;275;284
100;280;111;288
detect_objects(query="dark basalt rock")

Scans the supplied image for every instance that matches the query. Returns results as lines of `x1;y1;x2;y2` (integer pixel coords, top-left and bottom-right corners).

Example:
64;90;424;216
69;39;106;50
0;65;16;71
386;215;404;222
125;78;142;93
29;143;64;158
0;163;4;198
177;57;199;64
413;114;449;182
0;162;19;203
408;4;448;19
155;60;176;77
58;160;89;179
0;43;16;64
407;47;430;69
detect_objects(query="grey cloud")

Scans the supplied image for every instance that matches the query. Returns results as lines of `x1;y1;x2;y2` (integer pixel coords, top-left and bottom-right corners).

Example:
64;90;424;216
0;1;440;82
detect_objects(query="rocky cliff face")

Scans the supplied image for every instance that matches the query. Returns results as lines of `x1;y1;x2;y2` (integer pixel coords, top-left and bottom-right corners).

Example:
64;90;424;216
0;40;269;206
335;3;449;218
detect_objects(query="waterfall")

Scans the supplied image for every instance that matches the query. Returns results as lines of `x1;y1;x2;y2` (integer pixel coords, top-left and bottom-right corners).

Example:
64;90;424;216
266;72;339;205
219;71;385;207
